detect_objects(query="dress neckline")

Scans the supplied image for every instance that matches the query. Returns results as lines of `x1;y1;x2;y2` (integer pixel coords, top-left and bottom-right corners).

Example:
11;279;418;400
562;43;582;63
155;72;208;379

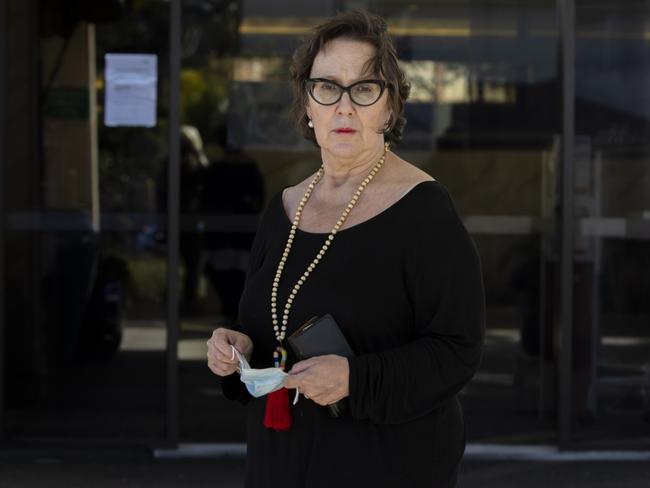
279;179;438;236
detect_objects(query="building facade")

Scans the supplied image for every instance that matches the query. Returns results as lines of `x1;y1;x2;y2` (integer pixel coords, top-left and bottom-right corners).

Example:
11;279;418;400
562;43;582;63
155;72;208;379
1;0;649;453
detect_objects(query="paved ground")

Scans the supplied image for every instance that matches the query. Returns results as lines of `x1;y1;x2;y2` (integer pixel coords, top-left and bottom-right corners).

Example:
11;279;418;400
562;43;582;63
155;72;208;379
2;457;650;487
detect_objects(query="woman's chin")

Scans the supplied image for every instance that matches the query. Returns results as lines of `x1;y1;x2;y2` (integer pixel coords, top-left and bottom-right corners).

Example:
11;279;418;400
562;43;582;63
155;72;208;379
323;141;363;159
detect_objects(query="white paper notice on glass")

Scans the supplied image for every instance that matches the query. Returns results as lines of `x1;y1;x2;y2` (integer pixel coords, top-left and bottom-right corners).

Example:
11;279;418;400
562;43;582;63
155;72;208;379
104;53;157;127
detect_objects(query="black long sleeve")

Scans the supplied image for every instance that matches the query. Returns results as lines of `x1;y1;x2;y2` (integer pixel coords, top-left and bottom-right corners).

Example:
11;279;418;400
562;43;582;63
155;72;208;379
347;189;485;424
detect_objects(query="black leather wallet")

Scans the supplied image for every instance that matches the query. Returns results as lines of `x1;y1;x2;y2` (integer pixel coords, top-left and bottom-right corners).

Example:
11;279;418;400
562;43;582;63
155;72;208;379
287;314;354;417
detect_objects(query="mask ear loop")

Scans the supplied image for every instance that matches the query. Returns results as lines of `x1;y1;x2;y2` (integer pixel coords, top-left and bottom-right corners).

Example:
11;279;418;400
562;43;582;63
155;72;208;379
230;345;242;373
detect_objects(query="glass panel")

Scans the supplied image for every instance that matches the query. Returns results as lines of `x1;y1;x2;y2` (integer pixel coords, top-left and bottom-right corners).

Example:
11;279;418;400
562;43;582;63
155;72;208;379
178;0;254;442
573;0;650;447
177;1;561;445
388;2;560;444
3;0;169;441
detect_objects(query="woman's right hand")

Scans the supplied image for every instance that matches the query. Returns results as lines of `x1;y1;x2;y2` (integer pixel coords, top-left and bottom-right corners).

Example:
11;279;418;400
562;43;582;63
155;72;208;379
206;327;253;377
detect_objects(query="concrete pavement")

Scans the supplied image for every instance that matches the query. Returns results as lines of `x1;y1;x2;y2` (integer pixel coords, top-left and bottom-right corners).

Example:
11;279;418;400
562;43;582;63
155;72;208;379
1;456;650;487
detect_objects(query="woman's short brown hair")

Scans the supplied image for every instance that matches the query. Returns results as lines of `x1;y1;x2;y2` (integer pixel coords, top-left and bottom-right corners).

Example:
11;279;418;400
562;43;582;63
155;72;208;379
289;9;410;145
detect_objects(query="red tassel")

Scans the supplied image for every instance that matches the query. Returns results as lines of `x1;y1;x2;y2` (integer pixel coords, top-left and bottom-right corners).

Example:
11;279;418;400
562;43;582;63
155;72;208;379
263;387;292;431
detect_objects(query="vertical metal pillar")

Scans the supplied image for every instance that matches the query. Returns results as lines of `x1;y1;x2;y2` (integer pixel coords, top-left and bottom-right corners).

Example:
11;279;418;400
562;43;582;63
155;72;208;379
558;0;575;449
0;0;6;442
166;0;181;446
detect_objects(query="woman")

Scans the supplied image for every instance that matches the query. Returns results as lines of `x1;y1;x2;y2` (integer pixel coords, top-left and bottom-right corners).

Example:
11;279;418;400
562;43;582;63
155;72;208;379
206;10;485;488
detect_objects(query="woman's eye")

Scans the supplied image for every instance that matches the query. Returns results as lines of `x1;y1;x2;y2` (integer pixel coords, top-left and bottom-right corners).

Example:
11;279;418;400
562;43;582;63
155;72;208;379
320;83;337;91
355;84;374;93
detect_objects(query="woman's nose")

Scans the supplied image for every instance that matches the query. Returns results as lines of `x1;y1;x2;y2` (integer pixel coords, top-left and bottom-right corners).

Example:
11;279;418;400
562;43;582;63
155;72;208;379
336;91;355;115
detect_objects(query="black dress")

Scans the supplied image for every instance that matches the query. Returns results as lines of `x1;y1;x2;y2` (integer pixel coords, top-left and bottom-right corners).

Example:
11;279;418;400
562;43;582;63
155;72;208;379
222;179;485;488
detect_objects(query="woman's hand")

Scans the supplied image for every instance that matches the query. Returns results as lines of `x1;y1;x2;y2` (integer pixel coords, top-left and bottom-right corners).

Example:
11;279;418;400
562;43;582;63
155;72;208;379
206;327;253;377
283;355;350;406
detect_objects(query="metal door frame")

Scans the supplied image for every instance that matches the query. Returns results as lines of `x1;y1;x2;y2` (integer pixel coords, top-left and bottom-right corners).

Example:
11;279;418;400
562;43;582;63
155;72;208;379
166;0;181;447
0;0;7;442
558;0;575;449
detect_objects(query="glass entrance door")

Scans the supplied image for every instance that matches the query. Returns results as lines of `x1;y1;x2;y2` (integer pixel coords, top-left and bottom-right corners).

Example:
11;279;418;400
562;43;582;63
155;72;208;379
8;0;646;451
570;0;650;447
3;0;171;443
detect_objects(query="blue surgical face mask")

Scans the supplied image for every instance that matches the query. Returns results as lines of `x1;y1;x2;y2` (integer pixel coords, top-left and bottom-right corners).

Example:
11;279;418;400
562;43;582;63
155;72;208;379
231;346;288;398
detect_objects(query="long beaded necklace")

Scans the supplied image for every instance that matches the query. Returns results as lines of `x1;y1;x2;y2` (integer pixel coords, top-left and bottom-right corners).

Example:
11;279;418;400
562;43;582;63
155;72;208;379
272;141;390;344
262;142;390;431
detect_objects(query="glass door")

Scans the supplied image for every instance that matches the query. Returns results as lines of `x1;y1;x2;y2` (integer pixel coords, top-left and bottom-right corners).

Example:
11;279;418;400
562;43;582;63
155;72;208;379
571;0;650;448
3;0;170;442
177;0;262;442
380;0;562;445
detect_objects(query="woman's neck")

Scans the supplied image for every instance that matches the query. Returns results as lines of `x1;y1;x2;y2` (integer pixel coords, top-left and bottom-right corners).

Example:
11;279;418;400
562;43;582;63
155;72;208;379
318;143;387;192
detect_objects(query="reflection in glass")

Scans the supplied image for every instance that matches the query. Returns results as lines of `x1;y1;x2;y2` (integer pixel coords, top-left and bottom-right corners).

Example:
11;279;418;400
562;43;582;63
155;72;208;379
4;0;169;441
571;0;650;447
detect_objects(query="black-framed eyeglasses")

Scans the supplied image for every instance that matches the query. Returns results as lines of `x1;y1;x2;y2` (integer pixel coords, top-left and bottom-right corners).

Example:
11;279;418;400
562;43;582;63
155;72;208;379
306;78;387;106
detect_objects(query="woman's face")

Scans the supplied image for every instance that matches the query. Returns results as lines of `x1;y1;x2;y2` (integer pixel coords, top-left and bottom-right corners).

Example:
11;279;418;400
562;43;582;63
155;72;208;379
306;38;391;160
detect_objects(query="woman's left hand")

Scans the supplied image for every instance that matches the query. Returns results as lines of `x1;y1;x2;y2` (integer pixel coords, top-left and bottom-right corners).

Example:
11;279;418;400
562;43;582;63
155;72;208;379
283;355;349;406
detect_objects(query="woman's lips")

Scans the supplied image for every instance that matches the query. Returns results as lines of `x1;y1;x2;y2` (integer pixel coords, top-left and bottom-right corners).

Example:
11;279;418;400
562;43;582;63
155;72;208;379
334;128;357;134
